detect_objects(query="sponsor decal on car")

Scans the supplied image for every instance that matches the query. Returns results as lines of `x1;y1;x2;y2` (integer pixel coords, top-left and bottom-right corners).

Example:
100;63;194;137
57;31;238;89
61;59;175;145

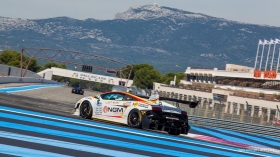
133;102;139;107
123;102;131;106
96;101;102;107
103;106;124;113
95;106;102;115
104;101;122;105
134;102;148;108
138;103;149;108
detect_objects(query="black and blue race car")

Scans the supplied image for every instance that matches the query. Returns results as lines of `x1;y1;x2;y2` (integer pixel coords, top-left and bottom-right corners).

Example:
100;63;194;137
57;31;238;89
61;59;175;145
72;86;84;95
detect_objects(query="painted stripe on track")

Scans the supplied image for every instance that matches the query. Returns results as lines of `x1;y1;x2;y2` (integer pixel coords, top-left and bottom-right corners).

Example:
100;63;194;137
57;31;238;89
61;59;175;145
0;112;253;157
0;121;205;157
0;144;72;157
249;133;280;142
210;128;280;147
0;106;277;157
0;131;149;157
191;126;267;147
0;84;62;93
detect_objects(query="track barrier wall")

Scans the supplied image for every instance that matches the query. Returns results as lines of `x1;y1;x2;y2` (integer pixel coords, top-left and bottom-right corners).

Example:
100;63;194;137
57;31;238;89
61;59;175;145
0;64;41;78
0;64;58;84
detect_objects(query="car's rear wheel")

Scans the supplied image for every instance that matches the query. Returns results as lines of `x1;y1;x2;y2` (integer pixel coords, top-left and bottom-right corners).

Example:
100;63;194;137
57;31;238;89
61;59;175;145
168;128;181;135
128;109;142;128
80;101;92;119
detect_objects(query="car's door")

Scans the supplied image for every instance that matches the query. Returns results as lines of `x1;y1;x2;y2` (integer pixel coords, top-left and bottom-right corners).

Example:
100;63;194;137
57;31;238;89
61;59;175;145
98;93;127;119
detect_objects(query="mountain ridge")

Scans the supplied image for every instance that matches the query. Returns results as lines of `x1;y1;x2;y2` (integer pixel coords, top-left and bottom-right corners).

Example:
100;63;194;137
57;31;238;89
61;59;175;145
1;5;280;74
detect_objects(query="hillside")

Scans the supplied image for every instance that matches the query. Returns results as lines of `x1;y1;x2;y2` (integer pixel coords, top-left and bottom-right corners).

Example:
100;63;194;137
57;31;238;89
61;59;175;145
1;4;280;74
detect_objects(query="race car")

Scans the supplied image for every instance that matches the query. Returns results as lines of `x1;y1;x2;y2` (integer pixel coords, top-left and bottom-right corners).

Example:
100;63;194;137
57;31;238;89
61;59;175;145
73;87;196;135
72;86;84;95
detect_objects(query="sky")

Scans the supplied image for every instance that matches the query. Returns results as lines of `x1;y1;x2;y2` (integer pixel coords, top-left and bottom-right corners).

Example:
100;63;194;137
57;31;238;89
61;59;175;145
1;0;280;27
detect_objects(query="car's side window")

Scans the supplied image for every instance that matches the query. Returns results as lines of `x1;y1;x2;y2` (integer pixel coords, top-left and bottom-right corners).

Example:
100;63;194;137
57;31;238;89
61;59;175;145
123;95;136;101
114;94;125;100
101;93;114;100
101;93;125;100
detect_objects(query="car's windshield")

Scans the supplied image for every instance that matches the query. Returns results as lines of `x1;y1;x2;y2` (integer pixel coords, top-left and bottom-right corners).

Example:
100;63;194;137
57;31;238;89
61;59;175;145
74;87;82;90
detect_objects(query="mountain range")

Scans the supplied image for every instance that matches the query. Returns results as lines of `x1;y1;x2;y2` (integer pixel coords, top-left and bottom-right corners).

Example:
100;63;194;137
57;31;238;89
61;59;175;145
1;4;280;74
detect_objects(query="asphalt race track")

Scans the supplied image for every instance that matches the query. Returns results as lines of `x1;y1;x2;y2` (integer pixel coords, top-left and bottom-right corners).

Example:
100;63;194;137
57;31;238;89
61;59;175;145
0;84;279;157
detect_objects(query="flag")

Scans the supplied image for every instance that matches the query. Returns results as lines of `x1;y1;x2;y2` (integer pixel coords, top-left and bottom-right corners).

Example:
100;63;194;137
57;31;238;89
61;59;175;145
275;38;280;44
258;39;263;45
263;39;270;45
270;39;275;44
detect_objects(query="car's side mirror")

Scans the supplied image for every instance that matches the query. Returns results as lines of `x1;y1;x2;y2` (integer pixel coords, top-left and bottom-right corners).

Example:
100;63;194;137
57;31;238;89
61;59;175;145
96;95;101;102
96;95;101;104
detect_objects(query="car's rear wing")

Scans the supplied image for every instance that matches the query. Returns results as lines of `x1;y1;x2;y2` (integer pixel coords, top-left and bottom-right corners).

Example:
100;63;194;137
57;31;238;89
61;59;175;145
132;92;198;108
111;85;199;108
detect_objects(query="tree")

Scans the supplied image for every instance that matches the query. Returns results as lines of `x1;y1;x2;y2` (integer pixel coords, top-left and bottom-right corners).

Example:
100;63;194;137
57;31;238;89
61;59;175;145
117;63;154;80
133;67;162;89
39;62;66;71
0;50;41;72
161;72;186;85
175;72;186;85
118;63;188;88
161;72;176;85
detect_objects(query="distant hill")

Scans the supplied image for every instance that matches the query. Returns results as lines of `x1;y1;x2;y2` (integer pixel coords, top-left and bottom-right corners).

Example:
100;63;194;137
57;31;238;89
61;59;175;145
1;4;280;74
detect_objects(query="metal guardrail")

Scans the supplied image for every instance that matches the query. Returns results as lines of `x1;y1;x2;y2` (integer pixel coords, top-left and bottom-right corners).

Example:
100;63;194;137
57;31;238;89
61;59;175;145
189;115;280;137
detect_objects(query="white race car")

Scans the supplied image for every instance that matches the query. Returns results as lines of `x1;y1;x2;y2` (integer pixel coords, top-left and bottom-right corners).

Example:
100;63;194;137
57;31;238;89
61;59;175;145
73;87;195;135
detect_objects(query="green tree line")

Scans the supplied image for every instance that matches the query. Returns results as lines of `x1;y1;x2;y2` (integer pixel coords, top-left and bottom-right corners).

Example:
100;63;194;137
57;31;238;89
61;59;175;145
0;50;186;89
118;63;186;89
0;50;66;72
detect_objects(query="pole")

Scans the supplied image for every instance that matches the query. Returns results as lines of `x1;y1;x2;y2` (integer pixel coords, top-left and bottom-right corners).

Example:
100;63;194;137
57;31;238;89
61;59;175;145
259;43;265;70
20;48;23;77
264;42;272;71
217;99;222;119
254;41;261;69
193;95;196;116
270;42;277;70
246;101;249;123
277;48;280;72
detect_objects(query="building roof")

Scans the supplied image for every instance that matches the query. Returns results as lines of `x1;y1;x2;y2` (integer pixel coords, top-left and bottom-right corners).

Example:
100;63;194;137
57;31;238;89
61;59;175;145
185;64;280;80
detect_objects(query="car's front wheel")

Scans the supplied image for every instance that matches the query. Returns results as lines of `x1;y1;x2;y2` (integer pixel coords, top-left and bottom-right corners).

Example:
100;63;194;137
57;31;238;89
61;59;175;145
80;101;92;119
128;109;142;129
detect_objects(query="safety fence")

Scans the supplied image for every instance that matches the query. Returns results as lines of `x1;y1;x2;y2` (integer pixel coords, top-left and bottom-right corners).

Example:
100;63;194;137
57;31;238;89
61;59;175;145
183;102;279;126
158;91;279;125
